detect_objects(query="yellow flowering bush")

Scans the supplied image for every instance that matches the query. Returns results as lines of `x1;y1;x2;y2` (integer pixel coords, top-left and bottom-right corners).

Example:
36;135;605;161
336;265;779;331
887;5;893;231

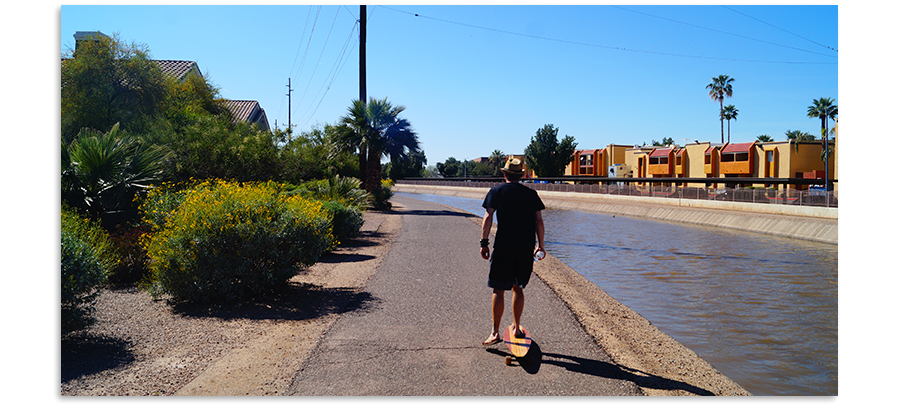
141;180;333;303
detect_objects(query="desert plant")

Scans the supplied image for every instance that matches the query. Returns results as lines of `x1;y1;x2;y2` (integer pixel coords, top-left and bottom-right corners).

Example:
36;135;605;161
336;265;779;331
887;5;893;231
62;123;168;217
321;201;364;248
61;206;116;334
301;176;370;210
371;180;394;210
141;180;333;303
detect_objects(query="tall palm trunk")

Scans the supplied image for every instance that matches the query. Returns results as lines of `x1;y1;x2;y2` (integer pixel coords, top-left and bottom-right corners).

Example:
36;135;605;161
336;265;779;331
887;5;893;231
358;142;367;185
719;98;725;144
365;142;382;192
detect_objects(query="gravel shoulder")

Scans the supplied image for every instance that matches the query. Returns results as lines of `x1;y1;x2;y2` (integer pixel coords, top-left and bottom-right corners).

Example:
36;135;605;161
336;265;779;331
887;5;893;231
61;202;748;396
61;209;399;396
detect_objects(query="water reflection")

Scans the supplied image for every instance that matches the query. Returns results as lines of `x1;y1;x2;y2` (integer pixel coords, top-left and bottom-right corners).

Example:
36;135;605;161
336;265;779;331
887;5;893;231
396;192;838;396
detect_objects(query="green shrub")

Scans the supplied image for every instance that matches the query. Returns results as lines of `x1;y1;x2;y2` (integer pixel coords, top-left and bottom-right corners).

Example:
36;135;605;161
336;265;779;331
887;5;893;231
321;201;363;248
301;176;370;210
141;180;333;303
371;180;394;210
61;206;115;334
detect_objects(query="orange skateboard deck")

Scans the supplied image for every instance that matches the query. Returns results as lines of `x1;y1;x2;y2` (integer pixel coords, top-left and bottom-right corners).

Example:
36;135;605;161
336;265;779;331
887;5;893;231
502;325;532;365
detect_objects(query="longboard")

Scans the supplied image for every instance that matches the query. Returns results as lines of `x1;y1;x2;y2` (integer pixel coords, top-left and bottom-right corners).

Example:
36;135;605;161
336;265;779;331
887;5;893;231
502;324;532;365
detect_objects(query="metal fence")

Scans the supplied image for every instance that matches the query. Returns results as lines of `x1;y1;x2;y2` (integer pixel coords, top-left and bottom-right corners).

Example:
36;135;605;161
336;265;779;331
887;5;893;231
398;179;838;208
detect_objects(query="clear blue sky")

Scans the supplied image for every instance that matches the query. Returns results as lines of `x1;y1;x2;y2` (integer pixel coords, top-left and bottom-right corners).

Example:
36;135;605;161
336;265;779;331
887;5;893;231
59;2;840;166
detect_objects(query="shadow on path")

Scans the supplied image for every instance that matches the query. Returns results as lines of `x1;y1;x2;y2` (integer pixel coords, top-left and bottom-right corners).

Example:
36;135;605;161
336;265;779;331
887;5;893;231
390;209;475;218
542;351;715;395
61;334;135;383
487;342;713;395
171;284;379;322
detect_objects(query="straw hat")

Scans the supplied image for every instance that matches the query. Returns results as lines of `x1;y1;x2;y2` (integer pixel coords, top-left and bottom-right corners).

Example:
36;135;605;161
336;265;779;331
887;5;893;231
501;157;525;175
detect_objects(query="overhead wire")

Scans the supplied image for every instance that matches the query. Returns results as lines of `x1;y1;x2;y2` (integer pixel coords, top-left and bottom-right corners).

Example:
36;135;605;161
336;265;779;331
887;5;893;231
611;5;836;59
296;7;341;110
300;5;375;125
278;6;314;129
379;5;835;65
303;20;360;124
721;5;837;53
292;6;322;85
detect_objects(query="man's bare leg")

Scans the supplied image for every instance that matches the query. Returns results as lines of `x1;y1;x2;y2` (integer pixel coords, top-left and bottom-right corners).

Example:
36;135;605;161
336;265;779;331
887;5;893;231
483;289;505;345
511;285;525;337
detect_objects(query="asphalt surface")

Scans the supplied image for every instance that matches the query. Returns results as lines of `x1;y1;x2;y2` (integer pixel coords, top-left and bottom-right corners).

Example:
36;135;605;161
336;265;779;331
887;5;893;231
286;196;642;396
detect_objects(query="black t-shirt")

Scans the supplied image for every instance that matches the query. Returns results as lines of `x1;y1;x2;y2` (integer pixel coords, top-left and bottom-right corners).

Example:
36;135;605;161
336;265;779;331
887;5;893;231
482;183;545;250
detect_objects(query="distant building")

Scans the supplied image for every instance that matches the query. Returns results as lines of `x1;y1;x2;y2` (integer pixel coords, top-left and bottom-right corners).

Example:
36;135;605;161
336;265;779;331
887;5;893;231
565;136;836;191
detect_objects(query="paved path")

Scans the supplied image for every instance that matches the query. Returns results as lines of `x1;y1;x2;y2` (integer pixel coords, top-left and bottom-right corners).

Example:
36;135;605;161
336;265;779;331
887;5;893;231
287;196;641;396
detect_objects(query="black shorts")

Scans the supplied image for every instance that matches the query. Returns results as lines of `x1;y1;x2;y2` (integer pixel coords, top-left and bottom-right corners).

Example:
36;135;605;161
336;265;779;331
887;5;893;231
488;247;533;290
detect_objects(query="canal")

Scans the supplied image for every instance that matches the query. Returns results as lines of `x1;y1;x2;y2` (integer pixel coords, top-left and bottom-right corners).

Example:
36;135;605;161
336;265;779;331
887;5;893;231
395;192;838;396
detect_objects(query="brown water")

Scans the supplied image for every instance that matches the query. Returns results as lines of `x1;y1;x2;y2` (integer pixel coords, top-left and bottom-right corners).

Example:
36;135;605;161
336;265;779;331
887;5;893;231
398;193;838;396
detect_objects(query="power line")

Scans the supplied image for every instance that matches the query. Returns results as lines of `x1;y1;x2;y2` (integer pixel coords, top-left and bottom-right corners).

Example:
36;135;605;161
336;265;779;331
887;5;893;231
721;5;837;53
296;7;341;107
292;6;322;83
612;5;836;58
380;5;835;65
302;20;360;124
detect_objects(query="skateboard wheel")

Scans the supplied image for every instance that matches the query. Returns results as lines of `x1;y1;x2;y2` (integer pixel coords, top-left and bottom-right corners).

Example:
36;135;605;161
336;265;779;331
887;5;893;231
505;356;513;365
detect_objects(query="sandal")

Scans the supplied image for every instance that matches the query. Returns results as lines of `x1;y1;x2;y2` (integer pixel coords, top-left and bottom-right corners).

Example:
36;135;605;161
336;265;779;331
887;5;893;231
482;334;502;345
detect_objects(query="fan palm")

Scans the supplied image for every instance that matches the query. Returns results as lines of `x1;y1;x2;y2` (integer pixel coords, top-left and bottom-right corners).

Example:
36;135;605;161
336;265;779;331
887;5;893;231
336;99;371;185
722;105;739;144
337;98;420;192
807;97;838;190
62;123;168;217
706;75;734;144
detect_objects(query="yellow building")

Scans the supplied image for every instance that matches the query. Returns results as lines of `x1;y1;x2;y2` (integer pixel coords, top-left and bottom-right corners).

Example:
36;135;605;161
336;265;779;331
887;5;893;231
565;144;631;178
563;138;836;191
755;140;835;189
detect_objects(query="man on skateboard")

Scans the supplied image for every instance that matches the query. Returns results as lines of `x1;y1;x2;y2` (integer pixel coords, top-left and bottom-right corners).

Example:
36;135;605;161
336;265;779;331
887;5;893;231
479;156;545;345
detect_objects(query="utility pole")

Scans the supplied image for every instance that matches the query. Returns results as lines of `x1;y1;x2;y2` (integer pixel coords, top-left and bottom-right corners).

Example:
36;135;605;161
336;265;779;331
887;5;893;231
359;5;366;103
285;78;294;134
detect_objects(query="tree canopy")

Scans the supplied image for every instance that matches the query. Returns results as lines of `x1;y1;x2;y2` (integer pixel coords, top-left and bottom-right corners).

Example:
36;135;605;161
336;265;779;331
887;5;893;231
524;124;577;178
61;32;169;143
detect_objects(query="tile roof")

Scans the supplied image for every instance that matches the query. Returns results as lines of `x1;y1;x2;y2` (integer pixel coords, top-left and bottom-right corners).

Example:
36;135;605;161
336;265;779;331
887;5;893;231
650;147;673;157
223;100;270;131
722;142;756;153
154;60;200;80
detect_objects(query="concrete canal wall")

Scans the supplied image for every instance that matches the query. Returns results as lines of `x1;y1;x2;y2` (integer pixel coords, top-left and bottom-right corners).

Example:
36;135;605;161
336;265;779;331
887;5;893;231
393;184;838;245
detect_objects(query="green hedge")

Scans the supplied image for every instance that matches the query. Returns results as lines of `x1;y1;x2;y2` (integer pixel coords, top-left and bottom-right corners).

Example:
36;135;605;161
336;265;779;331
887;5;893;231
140;180;333;303
61;206;115;334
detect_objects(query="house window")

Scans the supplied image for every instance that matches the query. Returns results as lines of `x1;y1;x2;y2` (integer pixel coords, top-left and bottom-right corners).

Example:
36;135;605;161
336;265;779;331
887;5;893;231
579;154;593;174
649;157;668;165
705;153;712;164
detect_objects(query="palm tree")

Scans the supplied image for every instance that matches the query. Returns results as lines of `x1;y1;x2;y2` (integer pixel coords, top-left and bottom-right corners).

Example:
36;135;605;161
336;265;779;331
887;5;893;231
337;97;420;192
756;134;773;142
706;75;734;144
489;149;506;176
62;122;168;218
807;97;838;191
722;105;739;144
785;129;816;143
336;99;371;185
